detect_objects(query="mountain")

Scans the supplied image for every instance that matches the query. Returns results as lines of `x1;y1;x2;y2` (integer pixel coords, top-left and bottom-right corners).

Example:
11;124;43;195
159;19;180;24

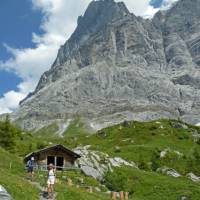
13;0;200;131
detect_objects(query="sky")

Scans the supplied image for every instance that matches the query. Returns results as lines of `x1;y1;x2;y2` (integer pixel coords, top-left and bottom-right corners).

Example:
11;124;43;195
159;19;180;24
0;0;178;114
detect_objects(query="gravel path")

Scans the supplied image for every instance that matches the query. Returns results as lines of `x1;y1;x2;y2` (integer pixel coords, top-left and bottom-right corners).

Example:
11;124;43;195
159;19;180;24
28;180;56;200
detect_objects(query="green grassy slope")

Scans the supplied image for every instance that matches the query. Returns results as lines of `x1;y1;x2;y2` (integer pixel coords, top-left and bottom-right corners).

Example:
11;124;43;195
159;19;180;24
105;167;200;200
64;119;200;175
0;147;110;200
0;147;39;200
1;118;200;200
60;119;200;200
0;119;110;200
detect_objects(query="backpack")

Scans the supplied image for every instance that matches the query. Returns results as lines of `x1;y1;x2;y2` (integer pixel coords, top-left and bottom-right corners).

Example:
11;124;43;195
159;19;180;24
26;160;33;168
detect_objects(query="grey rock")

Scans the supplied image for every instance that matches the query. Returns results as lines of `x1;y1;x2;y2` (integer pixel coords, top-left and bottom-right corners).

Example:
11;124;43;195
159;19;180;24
12;0;200;131
0;185;13;200
74;145;137;180
191;129;200;139
186;172;200;182
81;166;102;180
157;166;182;177
171;121;188;129
180;197;188;200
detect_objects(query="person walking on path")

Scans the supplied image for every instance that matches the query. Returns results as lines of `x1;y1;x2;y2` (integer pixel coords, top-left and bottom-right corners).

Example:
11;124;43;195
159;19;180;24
26;157;35;181
47;164;56;199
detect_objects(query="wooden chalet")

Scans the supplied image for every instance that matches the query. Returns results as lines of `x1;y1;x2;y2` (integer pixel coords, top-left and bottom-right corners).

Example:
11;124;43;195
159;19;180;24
24;144;81;170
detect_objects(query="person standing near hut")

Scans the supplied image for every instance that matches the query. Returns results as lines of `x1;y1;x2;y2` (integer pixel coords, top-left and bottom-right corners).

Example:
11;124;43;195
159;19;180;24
26;157;35;181
47;164;56;199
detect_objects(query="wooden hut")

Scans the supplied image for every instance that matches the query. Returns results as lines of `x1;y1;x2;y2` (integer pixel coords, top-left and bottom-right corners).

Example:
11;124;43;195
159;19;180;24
24;144;80;170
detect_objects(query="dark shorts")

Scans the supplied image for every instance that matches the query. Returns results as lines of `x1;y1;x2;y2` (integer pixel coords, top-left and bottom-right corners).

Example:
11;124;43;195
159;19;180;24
27;167;33;173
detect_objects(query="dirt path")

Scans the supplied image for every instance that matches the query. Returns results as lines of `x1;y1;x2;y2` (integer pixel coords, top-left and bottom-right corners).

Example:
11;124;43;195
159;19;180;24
28;180;56;200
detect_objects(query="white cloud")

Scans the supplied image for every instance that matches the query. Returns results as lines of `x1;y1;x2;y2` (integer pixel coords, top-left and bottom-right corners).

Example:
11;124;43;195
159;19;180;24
143;5;160;18
161;0;179;10
119;0;159;19
0;90;26;114
0;0;177;114
0;0;92;114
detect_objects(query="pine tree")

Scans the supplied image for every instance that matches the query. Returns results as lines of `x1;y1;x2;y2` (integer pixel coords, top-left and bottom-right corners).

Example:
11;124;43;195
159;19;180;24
0;115;20;150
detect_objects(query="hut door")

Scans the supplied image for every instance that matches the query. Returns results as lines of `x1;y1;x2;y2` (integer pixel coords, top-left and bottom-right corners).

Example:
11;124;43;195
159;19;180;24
47;156;55;165
56;157;64;170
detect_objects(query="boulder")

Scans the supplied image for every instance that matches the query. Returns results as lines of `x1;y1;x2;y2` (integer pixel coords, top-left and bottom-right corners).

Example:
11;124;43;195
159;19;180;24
0;186;13;200
186;173;200;182
74;146;137;180
157;167;181;178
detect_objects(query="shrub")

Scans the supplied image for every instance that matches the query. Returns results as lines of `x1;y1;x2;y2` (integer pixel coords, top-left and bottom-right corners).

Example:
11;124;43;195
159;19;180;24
104;167;134;194
151;149;161;171
138;159;150;171
0;116;21;150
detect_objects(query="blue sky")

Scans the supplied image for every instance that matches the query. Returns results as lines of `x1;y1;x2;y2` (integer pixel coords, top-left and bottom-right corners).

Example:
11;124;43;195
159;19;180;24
150;0;163;8
0;0;171;114
0;0;43;61
0;0;43;96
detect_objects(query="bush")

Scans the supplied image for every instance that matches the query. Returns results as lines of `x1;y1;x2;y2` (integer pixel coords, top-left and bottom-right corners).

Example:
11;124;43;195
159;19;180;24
196;138;200;145
149;125;157;131
0;116;21;150
186;148;200;176
151;149;161;171
104;167;134;194
138;159;150;171
175;131;189;140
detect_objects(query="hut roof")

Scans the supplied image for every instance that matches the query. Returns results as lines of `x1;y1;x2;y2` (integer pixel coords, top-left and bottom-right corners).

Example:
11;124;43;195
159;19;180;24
24;144;80;162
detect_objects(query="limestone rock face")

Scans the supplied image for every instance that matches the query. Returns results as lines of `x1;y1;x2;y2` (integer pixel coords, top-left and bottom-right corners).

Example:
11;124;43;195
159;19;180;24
0;185;13;200
13;0;200;130
74;145;137;180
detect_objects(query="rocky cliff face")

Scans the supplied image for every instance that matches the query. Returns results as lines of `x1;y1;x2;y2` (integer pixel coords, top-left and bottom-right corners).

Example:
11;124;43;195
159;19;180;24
13;0;200;131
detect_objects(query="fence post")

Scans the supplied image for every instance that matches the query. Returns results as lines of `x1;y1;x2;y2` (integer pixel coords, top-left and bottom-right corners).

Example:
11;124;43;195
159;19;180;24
125;192;129;200
120;191;124;200
67;178;73;187
111;191;117;200
9;162;12;169
86;186;93;193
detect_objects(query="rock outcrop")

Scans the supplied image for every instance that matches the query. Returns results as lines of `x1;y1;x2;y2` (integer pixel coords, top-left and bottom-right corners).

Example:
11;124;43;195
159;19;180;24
74;145;137;180
13;0;200;131
0;185;13;200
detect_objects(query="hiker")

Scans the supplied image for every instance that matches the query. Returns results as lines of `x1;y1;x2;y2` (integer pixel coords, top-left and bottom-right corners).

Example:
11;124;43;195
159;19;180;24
47;163;56;199
26;157;35;181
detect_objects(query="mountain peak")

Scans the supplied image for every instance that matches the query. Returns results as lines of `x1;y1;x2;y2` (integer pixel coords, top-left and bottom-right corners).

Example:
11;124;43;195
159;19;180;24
15;0;200;131
71;0;130;41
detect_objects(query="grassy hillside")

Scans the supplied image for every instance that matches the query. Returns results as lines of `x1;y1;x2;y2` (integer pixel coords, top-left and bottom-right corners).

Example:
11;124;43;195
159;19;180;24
1;118;200;199
105;167;200;200
0;147;39;199
63;119;200;175
0;118;110;200
0;146;110;200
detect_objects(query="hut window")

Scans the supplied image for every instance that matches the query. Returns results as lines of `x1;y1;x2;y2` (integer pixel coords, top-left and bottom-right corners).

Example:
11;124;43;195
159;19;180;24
47;156;64;170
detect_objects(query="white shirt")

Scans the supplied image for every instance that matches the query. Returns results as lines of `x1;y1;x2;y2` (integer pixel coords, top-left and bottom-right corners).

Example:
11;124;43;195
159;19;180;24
48;169;55;177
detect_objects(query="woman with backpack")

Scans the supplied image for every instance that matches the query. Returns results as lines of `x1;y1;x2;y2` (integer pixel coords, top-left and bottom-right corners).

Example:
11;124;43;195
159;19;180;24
26;157;35;181
47;163;56;199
